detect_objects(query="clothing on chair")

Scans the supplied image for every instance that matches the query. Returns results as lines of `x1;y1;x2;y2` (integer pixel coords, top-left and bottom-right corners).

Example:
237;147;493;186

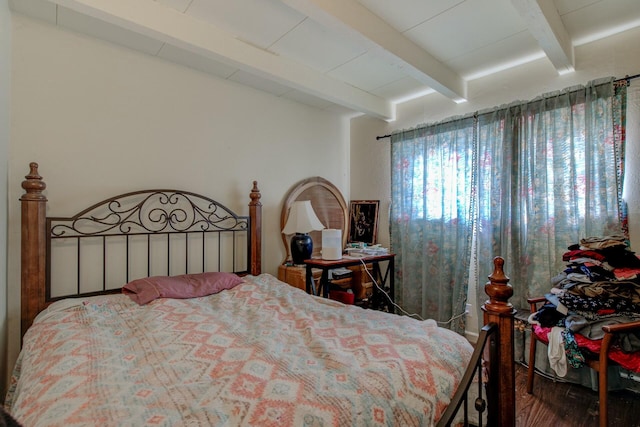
548;326;568;377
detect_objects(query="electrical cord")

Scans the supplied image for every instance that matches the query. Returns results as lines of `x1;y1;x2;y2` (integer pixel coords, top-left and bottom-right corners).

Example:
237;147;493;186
437;310;468;327
358;258;423;319
357;258;467;326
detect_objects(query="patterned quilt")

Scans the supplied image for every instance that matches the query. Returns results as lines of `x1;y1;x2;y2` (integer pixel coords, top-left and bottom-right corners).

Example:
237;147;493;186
5;274;473;426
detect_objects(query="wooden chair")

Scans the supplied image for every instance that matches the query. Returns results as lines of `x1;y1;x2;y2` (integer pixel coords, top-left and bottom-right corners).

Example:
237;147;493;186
526;296;640;427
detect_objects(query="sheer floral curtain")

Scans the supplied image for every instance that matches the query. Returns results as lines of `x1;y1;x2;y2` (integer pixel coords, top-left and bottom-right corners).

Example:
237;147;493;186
390;78;626;333
475;78;627;313
390;117;476;334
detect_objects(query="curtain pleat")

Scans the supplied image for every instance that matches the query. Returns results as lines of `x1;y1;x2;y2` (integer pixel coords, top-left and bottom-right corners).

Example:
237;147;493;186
391;118;475;334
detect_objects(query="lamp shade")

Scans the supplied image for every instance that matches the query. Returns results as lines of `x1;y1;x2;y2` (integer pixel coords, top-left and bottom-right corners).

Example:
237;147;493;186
282;201;324;234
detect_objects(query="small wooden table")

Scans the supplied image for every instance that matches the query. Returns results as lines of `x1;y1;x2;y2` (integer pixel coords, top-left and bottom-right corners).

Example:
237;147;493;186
303;254;395;309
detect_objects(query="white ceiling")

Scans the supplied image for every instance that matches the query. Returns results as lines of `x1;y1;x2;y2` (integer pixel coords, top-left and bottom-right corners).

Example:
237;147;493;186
9;0;640;120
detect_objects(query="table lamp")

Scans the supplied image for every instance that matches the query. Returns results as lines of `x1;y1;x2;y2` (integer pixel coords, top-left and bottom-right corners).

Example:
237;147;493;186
282;200;324;265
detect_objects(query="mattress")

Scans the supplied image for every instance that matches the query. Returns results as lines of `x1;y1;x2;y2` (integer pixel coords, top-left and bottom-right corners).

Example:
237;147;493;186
5;273;473;426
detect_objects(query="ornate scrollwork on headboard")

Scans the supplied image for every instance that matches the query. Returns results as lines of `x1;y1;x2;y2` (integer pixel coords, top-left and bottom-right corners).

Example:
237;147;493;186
50;190;248;237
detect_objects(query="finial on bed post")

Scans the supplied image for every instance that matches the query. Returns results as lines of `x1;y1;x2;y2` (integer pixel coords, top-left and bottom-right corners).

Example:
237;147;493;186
21;162;46;199
482;256;515;427
249;181;262;275
20;162;48;338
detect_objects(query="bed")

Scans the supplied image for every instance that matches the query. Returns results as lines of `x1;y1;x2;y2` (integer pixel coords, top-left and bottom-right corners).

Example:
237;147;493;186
6;162;517;426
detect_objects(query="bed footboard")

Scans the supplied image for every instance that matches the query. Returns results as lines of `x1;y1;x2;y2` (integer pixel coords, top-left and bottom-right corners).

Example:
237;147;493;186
482;256;516;426
437;256;516;427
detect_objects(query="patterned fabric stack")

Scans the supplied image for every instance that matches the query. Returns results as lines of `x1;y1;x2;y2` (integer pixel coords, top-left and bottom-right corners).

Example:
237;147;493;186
531;234;640;374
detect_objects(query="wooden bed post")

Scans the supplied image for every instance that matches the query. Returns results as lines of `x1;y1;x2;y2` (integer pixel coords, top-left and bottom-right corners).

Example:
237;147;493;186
249;181;262;275
482;256;516;427
20;162;48;337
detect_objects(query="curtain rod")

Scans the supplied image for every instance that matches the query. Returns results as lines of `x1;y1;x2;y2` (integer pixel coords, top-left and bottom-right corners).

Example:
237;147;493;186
616;73;640;84
375;73;640;141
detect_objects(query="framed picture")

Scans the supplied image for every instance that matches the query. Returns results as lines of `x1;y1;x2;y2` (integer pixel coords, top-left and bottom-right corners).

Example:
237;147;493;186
348;200;379;245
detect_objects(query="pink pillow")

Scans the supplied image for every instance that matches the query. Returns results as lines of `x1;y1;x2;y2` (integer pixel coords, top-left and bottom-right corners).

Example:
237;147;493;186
122;272;243;305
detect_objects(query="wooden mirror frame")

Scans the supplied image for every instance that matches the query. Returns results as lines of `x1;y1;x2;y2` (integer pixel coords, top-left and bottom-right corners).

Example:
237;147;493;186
280;177;348;263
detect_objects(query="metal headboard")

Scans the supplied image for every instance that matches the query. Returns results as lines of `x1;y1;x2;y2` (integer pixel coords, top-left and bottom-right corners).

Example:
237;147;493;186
45;189;252;301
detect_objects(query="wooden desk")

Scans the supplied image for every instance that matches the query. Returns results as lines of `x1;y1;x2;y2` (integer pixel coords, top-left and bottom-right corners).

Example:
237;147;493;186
304;254;395;310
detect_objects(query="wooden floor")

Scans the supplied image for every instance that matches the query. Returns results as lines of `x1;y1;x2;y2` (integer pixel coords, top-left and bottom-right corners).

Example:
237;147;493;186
515;364;640;426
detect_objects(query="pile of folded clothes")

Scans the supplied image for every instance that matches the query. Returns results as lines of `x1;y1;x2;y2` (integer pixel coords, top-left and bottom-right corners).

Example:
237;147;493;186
530;234;640;376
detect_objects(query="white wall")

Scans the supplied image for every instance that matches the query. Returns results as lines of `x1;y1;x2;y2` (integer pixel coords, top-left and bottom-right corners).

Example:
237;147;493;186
350;26;640;337
0;0;11;401
350;115;391;249
5;14;351;389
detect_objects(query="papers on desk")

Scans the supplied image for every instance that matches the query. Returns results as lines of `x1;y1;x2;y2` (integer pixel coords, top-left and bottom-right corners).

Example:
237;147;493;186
345;246;389;257
343;254;366;259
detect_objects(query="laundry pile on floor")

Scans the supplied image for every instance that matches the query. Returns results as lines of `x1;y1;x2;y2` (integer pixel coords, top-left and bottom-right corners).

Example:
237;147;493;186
530;234;640;375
